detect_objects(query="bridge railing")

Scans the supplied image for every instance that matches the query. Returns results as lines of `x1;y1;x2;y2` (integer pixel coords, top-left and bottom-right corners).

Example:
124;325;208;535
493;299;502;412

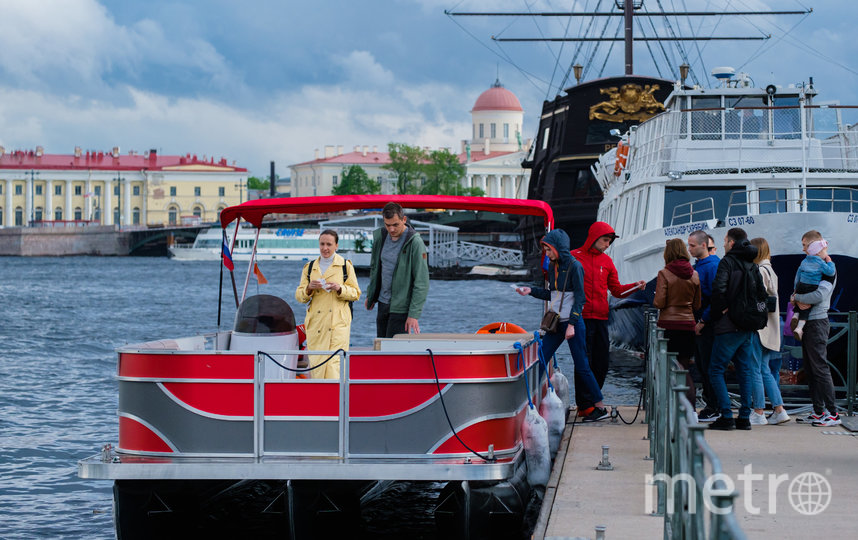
644;310;747;540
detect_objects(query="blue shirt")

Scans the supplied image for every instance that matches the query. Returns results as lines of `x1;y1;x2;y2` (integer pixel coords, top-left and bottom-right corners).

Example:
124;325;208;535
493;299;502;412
794;254;836;288
693;254;720;322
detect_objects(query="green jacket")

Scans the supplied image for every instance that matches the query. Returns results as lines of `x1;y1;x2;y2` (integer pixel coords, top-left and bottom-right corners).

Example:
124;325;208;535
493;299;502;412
366;225;430;319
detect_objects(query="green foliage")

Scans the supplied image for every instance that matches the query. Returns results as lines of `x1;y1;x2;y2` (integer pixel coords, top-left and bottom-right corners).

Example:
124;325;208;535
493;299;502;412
246;176;270;190
383;143;426;194
332;165;381;195
421;148;470;195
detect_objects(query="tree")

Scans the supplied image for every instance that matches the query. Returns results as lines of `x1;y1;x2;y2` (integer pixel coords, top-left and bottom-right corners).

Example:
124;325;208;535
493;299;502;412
383;143;426;194
246;176;270;190
421;149;484;196
332;165;381;195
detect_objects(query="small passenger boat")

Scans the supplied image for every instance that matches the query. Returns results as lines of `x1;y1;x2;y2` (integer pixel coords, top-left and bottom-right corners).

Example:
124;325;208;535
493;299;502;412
78;194;561;539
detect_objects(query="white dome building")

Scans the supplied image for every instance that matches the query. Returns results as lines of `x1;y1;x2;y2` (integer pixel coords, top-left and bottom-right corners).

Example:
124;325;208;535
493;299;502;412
459;79;532;198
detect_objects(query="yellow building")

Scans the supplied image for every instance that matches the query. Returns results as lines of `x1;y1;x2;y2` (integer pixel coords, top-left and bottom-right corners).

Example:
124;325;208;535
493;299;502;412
0;146;247;227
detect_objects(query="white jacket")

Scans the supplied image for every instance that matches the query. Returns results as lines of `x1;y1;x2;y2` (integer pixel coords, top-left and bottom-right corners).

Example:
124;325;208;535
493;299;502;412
757;259;780;351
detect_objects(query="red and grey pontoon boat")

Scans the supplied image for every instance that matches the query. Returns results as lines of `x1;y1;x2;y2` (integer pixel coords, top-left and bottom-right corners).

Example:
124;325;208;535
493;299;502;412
78;195;558;539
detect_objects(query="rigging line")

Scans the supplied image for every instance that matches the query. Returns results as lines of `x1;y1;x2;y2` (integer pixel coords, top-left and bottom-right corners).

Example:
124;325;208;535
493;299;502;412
492;11;522;38
445;13;550;90
582;5;615;81
636;17;665;78
544;0;578;99
680;0;708;82
643;3;678;81
559;0;604;90
656;0;698;85
688;0;733;81
525;0;562;66
596;17;621;78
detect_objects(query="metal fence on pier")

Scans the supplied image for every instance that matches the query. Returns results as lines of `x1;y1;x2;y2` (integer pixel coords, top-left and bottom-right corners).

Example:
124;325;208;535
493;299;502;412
644;311;747;540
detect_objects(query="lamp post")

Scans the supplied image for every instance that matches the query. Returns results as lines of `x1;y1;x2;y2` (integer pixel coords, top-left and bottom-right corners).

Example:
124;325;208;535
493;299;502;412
26;169;39;225
573;63;583;85
234;178;245;203
113;174;125;228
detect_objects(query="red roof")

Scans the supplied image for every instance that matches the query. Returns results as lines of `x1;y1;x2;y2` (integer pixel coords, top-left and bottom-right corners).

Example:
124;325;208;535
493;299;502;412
472;84;523;112
291;151;391;168
221;194;554;229
0;149;247;172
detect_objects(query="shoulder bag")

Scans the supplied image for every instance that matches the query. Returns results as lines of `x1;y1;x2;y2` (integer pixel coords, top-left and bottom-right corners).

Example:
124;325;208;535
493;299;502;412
540;266;572;333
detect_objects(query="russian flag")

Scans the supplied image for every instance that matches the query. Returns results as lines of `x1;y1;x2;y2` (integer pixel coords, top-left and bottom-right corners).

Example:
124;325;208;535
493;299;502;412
221;231;234;271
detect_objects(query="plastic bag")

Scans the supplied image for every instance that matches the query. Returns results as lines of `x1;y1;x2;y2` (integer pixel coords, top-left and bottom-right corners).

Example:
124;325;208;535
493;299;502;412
539;387;565;460
550;370;571;418
784;302;794;337
521;406;550;489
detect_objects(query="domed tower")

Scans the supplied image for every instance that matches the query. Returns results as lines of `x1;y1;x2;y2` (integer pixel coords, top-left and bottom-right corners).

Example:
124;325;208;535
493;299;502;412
468;79;525;155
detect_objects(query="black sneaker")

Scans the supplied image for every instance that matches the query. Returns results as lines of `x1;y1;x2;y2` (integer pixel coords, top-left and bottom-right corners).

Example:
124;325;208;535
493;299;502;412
735;417;752;430
708;416;735;430
697;409;721;423
582;407;610;423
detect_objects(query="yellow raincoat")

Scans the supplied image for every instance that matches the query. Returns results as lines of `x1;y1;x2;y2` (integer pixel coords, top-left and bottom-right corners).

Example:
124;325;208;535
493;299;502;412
295;254;361;379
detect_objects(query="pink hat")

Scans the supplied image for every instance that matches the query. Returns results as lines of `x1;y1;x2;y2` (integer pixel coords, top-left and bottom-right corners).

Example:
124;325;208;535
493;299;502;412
807;239;828;256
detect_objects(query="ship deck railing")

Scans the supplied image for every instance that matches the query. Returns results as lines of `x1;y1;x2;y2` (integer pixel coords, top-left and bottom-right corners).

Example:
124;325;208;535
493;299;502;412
668;186;858;227
616;105;858;180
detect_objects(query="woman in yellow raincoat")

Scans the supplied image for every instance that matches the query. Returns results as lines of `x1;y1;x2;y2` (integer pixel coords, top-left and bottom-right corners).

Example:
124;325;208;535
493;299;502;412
295;230;361;379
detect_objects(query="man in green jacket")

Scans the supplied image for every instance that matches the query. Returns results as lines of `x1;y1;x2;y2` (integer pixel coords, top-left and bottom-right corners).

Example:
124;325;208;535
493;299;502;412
365;202;430;337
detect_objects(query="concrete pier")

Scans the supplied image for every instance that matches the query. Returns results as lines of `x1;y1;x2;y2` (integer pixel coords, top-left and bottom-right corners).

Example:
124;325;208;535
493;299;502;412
537;406;858;539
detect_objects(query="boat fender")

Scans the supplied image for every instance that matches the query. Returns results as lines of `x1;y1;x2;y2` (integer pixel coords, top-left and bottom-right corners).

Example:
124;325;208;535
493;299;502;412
475;322;528;334
539;387;565;461
521;406;550;489
550;370;571;419
613;141;629;176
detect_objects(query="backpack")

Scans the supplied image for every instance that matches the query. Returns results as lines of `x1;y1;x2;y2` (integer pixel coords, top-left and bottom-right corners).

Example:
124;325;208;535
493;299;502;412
307;259;354;317
726;261;768;331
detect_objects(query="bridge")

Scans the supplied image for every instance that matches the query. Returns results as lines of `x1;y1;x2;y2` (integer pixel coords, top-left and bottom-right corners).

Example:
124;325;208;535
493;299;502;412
126;225;207;256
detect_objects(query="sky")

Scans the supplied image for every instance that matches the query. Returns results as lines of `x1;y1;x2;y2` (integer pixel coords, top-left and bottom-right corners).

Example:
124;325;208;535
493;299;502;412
1;0;856;178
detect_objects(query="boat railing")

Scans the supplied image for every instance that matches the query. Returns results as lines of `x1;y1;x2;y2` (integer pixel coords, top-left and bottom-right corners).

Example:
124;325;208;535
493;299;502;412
644;311;747;539
725;186;858;217
624;105;858;180
669;197;716;225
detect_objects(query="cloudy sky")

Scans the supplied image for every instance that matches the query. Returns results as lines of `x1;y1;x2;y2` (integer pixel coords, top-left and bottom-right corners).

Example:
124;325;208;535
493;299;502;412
1;0;856;178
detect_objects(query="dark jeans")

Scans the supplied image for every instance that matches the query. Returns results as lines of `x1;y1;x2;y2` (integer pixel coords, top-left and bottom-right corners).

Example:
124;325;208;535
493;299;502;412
801;318;837;414
664;329;696;408
574;318;610;408
541;318;603;404
694;324;717;411
376;302;408;338
709;330;755;419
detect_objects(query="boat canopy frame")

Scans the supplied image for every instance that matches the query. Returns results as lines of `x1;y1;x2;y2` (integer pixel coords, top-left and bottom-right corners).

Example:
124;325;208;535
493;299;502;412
217;195;554;310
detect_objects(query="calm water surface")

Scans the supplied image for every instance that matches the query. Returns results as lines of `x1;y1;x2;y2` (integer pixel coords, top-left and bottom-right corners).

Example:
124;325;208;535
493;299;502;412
0;257;642;539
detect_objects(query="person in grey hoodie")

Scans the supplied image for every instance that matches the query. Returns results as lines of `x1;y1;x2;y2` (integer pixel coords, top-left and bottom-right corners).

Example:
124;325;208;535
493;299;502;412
516;229;610;423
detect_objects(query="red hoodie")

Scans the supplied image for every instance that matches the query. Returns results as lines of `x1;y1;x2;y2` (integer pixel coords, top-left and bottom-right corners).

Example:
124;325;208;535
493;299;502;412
571;221;638;320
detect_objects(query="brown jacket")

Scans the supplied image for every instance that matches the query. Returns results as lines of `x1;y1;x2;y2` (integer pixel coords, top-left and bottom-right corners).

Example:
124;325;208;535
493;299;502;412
654;260;701;331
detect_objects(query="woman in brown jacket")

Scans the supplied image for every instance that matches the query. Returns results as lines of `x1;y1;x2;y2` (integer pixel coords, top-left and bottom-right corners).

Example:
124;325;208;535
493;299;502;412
653;238;702;416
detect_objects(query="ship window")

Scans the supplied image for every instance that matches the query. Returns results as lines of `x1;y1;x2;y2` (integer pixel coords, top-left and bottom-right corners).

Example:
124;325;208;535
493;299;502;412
641;186;651;230
772;97;801;139
663;186;740;226
690;97;722;140
758;188;787;214
635;189;646;233
807;188;858;213
585;119;628;145
726;97;767;139
542;127;549;150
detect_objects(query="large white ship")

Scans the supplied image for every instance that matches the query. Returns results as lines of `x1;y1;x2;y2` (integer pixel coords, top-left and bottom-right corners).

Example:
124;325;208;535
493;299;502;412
591;68;858;347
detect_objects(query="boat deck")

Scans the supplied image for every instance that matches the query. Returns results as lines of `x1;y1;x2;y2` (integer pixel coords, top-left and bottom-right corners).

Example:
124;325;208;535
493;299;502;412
537;406;858;539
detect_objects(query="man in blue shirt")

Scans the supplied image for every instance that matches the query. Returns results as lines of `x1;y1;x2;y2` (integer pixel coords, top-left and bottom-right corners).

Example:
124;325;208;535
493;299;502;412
688;230;720;422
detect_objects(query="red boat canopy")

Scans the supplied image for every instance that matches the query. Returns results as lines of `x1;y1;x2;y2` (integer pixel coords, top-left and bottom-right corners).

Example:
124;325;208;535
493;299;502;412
220;195;554;230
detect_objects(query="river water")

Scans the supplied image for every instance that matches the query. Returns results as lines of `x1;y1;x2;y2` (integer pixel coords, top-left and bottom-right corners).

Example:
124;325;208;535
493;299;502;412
0;257;643;539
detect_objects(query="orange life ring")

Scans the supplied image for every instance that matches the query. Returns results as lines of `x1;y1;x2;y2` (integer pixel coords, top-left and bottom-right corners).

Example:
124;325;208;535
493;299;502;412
476;322;528;334
613;141;629;176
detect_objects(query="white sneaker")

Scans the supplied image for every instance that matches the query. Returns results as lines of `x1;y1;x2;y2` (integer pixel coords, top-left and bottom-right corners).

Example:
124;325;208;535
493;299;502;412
749;411;768;425
767;409;792;425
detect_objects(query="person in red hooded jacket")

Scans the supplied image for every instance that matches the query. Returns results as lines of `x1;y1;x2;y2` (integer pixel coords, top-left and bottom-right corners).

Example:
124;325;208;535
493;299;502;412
571;221;646;413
